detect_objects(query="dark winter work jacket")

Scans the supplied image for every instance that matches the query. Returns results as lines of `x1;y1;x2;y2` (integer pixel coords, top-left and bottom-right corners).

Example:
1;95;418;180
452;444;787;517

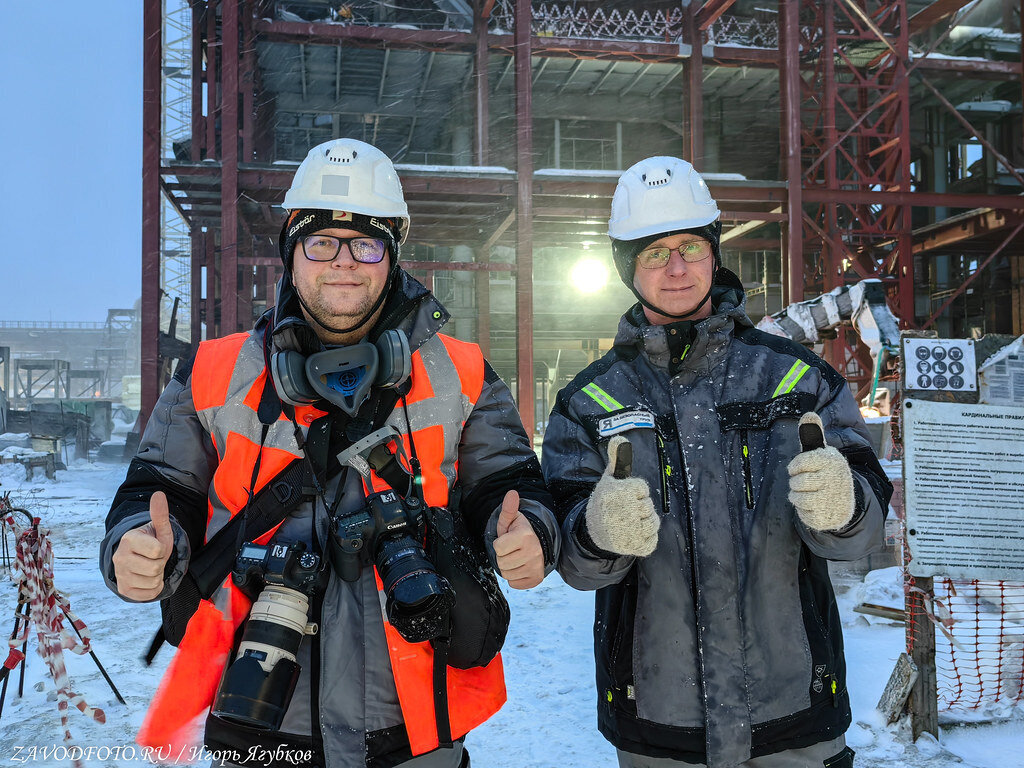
101;270;559;768
542;269;891;768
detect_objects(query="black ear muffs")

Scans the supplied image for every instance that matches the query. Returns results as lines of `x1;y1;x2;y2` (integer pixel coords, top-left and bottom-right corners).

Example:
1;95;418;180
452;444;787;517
268;330;412;414
375;329;411;389
271;350;319;406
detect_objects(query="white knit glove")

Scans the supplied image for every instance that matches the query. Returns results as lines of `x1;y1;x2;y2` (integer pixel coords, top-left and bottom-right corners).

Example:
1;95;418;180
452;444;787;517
583;436;660;557
787;412;856;532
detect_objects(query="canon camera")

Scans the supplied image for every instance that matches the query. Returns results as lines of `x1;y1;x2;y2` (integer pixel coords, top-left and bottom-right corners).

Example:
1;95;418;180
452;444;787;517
328;489;454;643
211;541;324;731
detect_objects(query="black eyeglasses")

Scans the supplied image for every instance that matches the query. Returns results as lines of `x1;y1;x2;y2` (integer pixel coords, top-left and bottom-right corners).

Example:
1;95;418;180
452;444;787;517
636;240;713;269
301;235;388;263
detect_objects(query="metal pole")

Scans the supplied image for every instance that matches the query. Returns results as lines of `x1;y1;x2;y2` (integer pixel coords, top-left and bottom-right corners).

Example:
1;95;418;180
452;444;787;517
475;1;491;166
59;604;126;706
221;0;240;334
514;0;535;437
191;0;204;160
896;0;915;325
140;0;163;432
685;4;704;165
780;0;803;305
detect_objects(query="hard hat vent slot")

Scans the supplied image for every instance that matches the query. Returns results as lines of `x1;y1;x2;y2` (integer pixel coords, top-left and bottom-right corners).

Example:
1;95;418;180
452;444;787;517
325;148;357;164
642;168;672;187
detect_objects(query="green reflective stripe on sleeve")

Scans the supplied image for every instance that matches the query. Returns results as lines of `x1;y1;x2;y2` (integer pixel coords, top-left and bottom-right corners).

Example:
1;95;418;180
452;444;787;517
772;360;811;397
582;382;624;412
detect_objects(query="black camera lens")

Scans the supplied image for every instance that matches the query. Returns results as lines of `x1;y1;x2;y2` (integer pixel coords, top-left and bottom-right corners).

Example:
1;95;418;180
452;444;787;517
376;538;454;642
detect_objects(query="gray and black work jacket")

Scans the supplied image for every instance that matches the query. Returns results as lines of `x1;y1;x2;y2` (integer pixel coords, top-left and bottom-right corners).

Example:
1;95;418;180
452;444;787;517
542;269;891;768
101;269;559;768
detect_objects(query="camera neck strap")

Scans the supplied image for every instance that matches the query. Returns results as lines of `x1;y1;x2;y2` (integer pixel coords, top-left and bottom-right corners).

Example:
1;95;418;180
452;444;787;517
289;398;456;749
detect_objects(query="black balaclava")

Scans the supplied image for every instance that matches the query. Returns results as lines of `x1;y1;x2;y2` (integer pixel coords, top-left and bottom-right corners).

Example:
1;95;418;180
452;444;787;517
610;220;722;321
279;208;402;336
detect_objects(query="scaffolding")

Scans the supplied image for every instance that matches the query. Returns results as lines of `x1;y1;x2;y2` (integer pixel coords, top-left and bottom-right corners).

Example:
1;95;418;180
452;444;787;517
141;0;1024;433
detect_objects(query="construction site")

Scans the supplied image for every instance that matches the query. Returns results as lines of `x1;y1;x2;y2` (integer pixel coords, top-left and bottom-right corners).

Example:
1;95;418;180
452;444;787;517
132;0;1024;437
0;0;1022;765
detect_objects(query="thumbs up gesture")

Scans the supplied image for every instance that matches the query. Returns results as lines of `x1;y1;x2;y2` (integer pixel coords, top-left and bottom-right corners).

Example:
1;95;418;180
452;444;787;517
112;492;176;601
584;436;659;558
492;490;546;590
787;412;856;532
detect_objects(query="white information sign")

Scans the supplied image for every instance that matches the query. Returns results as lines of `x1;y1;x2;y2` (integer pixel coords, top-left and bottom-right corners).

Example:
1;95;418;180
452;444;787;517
903;338;977;392
904;399;1024;580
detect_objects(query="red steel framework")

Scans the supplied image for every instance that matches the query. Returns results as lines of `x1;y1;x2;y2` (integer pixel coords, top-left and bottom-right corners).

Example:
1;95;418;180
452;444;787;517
786;0;917;391
141;0;1024;429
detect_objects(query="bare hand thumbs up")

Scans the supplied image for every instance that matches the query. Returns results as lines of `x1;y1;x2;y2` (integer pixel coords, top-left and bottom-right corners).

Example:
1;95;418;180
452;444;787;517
112;492;176;601
496;489;521;537
493;490;545;590
147;491;175;558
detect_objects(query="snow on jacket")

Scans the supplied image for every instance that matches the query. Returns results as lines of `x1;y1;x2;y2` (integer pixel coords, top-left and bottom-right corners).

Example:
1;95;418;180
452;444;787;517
101;269;559;768
541;269;892;767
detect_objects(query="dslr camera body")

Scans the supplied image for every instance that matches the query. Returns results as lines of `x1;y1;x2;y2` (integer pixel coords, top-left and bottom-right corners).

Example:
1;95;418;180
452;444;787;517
329;488;455;643
212;541;324;730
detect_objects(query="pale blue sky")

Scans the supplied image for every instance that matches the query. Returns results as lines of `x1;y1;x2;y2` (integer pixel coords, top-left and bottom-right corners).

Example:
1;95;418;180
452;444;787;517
0;3;143;322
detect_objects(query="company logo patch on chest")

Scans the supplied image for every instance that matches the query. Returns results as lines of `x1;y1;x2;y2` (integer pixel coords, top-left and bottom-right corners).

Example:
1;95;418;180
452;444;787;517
598;409;656;437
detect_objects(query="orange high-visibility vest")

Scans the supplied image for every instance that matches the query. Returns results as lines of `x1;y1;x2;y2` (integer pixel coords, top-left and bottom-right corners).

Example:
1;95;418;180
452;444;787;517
137;330;506;757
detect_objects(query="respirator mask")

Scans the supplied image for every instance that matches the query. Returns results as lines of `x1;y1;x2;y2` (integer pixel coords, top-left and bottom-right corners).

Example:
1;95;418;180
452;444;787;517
270;329;411;415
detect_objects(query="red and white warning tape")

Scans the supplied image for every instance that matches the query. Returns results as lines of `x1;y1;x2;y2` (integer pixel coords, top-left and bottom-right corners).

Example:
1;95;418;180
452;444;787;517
3;505;105;768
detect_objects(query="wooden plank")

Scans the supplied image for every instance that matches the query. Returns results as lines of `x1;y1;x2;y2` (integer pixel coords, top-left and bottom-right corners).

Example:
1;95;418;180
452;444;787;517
854;602;906;622
877;652;920;724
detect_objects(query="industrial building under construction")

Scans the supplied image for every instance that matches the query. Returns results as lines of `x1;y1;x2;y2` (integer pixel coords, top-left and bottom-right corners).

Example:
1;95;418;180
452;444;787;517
140;0;1024;434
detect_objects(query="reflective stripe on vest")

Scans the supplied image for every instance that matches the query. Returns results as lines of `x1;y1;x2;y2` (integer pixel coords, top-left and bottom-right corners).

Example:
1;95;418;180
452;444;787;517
138;330;505;756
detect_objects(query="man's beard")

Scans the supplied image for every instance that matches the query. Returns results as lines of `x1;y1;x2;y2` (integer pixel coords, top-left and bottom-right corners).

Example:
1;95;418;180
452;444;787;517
294;276;386;340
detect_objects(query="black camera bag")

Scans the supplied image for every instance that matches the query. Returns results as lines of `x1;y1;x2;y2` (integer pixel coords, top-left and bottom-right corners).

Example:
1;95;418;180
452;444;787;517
425;504;510;670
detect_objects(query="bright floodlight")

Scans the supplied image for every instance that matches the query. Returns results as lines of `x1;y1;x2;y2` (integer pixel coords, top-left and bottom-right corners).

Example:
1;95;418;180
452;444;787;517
571;258;608;294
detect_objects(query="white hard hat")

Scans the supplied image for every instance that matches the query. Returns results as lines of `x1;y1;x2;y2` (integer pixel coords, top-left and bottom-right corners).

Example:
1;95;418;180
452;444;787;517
607;156;720;241
283;138;411;243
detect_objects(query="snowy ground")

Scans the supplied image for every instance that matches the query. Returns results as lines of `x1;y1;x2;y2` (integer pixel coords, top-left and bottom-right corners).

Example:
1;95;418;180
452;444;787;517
0;461;1021;767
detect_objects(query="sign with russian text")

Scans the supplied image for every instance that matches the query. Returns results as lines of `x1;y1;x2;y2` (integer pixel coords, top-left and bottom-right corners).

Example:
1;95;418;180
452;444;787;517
904;399;1024;579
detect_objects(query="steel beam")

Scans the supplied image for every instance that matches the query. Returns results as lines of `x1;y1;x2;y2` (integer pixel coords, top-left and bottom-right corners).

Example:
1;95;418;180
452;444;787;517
191;0;203;160
912;208;1022;253
588;62;617;96
556;60;585;96
915;74;1024;188
685;4;703;163
141;0;162;430
514;0;535;436
897;0;915;321
802;188;1024;209
377;48;391;105
923;223;1024;328
696;0;739;31
780;0;802;304
908;0;974;34
191;226;203;346
403;260;514;271
205;2;217;162
221;0;240;333
242;1;255;161
475;5;490;164
618;63;653;99
253;18;1021;76
482;209;517;252
906;0;985;75
649;65;683;100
